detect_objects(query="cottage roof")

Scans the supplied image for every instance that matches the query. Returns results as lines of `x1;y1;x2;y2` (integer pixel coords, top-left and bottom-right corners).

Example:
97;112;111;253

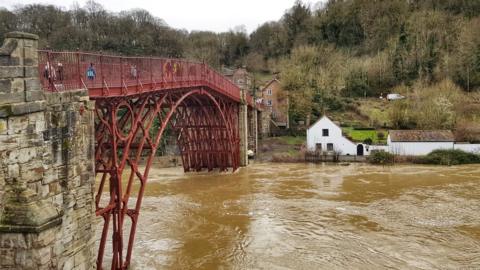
389;130;454;142
261;78;280;91
308;115;336;130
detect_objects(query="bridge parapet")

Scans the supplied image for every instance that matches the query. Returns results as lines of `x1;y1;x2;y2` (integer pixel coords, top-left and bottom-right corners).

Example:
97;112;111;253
0;32;95;270
37;50;247;102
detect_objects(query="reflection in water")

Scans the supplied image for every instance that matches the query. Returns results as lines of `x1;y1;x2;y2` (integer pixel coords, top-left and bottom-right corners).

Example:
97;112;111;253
96;163;480;269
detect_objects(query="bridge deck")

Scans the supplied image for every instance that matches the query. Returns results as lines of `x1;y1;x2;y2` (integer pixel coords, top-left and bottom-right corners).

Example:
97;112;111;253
37;50;254;105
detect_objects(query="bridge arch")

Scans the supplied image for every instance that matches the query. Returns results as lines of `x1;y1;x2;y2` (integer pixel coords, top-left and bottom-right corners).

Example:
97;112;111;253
94;88;239;269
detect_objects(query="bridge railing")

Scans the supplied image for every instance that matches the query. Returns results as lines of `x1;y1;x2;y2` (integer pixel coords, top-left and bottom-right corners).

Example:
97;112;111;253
38;50;247;103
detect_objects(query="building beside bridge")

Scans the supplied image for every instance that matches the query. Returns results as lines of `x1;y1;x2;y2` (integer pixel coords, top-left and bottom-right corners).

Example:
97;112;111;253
307;116;366;156
387;130;455;155
307;116;480;157
387;130;480;155
259;77;289;132
223;67;252;93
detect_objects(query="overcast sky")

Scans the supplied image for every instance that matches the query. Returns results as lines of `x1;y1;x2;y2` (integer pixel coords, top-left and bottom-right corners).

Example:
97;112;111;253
2;0;320;33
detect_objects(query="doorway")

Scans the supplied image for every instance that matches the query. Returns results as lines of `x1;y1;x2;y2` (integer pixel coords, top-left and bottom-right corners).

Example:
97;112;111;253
357;144;364;156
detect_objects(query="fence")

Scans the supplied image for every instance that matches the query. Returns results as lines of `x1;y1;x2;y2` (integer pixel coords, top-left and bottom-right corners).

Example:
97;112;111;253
305;152;366;163
37;50;255;104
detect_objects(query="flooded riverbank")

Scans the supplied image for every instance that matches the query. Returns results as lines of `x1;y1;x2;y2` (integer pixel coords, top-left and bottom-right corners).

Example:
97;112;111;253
98;163;480;269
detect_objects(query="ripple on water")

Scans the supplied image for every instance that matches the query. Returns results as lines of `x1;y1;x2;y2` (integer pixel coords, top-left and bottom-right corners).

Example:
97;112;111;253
95;163;480;269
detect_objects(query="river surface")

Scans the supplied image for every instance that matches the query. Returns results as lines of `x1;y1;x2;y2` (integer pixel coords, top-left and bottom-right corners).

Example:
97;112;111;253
97;163;480;269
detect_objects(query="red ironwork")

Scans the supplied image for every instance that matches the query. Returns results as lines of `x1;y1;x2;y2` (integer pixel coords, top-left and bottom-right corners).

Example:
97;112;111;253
37;50;253;102
38;50;245;269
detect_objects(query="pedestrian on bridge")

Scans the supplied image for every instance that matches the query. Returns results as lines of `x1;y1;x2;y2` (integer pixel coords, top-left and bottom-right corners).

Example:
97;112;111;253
130;64;137;79
44;61;56;81
87;63;96;80
57;61;64;81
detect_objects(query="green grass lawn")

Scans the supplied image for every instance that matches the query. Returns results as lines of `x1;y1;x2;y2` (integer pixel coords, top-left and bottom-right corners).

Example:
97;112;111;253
342;127;387;144
277;136;305;145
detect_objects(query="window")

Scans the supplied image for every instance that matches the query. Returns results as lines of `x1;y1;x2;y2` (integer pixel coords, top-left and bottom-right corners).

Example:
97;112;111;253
316;143;322;152
267;100;272;106
327;143;334;151
266;88;272;95
322;129;329;136
237;79;244;84
272;111;277;118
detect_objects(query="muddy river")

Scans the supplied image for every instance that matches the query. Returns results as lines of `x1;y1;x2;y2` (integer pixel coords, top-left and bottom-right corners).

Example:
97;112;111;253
98;163;480;269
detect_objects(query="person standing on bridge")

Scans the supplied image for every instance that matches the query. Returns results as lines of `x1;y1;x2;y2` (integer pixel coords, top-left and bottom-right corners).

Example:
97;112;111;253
130;64;137;80
87;63;96;81
57;61;64;81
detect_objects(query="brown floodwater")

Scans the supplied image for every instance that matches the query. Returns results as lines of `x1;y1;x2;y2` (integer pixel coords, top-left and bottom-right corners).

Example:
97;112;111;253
97;163;480;269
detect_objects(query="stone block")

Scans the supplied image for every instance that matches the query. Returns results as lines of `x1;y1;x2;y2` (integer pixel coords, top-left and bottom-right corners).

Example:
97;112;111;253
11;78;25;93
32;227;56;248
0;55;10;65
24;67;38;78
0;56;20;66
14;249;37;269
4;31;39;41
39;183;50;197
62;256;74;270
0;92;24;105
8;147;37;164
25;90;44;102
48;181;60;195
51;193;63;207
24;78;41;91
42;169;58;185
0;79;12;93
37;246;52;266
0;234;28;249
0;134;19;152
0;118;6;135
73;250;87;267
24;48;38;66
0;248;15;267
1;101;46;117
0;38;18;57
7;164;19;179
7;114;29;135
0;66;23;78
20;162;44;182
85;100;95;110
34;119;46;133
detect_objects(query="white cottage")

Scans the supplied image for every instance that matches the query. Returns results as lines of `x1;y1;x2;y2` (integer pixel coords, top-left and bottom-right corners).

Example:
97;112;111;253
387;130;455;155
307;116;365;155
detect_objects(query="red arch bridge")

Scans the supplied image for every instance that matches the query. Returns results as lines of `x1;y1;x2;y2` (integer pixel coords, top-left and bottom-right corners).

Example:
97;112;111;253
38;50;260;269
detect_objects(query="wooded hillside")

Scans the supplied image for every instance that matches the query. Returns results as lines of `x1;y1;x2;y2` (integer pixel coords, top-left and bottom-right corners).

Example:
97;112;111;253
1;0;479;140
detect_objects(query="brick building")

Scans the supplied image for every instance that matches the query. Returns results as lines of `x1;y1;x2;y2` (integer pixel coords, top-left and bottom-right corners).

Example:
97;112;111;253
223;67;252;93
260;77;289;130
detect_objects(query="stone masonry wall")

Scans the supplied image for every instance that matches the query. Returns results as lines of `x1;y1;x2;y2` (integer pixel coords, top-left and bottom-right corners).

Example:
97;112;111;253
247;107;257;153
0;32;96;269
258;109;271;138
239;90;248;166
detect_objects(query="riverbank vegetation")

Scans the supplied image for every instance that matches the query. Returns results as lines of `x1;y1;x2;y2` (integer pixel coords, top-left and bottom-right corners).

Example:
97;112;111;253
414;149;480;165
367;149;480;166
368;151;395;165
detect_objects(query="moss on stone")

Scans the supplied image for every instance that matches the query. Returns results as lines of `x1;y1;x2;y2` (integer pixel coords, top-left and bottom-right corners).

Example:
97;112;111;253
0;104;13;117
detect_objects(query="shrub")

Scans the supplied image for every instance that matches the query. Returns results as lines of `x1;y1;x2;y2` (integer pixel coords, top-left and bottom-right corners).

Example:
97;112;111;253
343;69;372;97
368;151;394;165
415;149;480;165
363;138;373;145
353;127;375;130
377;131;385;140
